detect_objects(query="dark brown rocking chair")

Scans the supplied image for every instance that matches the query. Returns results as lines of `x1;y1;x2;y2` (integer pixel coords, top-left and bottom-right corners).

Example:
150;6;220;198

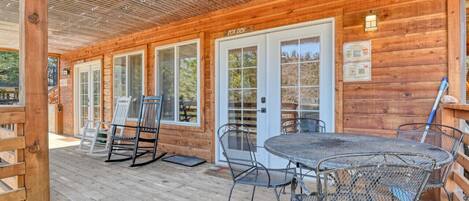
105;95;166;167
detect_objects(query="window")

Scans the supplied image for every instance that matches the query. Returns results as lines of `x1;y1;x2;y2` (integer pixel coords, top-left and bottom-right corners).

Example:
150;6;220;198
156;40;200;125
113;51;144;119
48;56;59;88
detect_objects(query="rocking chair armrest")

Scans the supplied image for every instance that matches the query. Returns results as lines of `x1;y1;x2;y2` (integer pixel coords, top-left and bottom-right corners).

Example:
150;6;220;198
110;124;157;132
110;124;137;129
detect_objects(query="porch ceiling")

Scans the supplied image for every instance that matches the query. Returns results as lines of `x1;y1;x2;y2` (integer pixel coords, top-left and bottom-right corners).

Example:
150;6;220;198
0;0;252;54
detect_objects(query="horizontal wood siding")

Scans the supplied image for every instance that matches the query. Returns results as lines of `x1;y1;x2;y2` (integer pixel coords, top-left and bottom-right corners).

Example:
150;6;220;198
59;0;450;161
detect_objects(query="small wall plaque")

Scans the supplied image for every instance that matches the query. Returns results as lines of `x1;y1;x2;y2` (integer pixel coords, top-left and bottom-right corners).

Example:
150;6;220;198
343;40;372;82
224;26;254;37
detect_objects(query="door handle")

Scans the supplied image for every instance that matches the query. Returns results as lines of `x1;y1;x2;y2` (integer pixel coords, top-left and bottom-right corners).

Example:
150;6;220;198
257;108;266;113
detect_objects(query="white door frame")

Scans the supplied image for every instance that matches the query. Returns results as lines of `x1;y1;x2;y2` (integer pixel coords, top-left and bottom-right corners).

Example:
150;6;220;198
73;59;102;135
215;18;336;166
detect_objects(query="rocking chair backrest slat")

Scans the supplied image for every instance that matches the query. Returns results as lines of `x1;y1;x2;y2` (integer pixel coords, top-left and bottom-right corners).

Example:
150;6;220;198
113;96;131;125
136;95;163;133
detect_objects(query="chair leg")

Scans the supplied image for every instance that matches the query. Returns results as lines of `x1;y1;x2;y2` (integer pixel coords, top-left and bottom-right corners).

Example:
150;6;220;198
274;188;281;201
89;131;98;154
106;126;117;161
228;183;236;201
152;135;158;160
250;186;256;201
130;129;141;166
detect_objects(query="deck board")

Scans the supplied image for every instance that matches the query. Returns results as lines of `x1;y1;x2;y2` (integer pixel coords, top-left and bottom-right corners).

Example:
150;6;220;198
49;145;290;201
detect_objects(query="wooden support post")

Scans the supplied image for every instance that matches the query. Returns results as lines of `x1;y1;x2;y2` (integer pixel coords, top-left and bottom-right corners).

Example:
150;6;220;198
447;0;463;100
19;0;50;200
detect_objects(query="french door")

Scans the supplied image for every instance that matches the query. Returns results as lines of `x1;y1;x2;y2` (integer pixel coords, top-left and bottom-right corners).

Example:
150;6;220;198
75;61;101;133
218;22;334;167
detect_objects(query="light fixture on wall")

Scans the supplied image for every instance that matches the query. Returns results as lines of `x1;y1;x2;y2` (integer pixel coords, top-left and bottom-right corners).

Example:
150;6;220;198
62;68;70;77
365;11;378;32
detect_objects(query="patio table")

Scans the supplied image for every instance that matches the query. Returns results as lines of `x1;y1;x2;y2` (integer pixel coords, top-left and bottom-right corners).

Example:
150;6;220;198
264;133;453;169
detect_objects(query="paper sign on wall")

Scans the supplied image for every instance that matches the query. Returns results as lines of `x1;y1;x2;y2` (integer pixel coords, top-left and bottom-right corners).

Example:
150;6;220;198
343;40;372;82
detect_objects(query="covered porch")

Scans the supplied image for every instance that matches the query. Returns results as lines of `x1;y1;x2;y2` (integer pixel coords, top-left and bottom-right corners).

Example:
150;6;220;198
0;0;469;200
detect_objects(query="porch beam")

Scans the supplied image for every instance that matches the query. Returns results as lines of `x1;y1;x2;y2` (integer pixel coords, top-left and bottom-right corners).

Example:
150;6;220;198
19;0;50;200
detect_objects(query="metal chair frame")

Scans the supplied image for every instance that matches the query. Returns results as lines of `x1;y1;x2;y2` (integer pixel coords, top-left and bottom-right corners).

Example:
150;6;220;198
218;123;295;201
281;118;327;183
106;95;166;167
281;118;326;134
397;123;464;200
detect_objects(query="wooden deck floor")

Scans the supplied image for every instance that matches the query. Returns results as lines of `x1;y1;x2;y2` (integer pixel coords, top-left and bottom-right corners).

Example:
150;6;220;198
49;145;291;201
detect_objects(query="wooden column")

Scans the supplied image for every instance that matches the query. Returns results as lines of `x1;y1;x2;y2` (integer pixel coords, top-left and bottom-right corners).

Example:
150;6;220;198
19;0;50;200
447;0;463;100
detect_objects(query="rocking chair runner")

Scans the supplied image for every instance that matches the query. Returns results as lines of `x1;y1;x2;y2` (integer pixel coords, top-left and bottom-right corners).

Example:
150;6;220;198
78;96;131;154
106;95;166;167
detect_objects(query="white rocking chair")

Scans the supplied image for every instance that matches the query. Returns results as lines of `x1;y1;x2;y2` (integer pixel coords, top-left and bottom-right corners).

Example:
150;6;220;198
78;96;131;154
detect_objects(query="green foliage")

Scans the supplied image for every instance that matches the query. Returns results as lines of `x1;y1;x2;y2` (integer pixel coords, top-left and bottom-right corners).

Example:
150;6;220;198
0;51;58;87
178;58;197;101
0;51;19;87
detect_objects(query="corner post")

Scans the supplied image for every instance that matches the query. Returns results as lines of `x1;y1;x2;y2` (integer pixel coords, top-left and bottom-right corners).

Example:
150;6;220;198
19;0;50;200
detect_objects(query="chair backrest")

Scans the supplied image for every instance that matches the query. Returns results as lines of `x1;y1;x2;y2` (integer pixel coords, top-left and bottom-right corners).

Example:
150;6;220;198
136;95;164;133
396;123;464;186
112;96;131;125
396;123;464;156
315;152;435;201
217;123;257;181
281;118;326;134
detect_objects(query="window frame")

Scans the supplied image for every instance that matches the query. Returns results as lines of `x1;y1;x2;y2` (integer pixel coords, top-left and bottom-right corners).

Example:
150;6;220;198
155;39;201;126
112;50;145;121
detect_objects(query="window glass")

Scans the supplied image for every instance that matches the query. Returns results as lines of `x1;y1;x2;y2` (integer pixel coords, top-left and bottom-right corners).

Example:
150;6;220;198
158;48;175;121
113;56;126;101
48;57;59;87
157;41;199;124
178;44;197;123
128;54;143;118
113;53;143;119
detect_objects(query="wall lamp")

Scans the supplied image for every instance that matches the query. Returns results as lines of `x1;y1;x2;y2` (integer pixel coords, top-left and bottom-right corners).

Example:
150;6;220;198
365;11;378;32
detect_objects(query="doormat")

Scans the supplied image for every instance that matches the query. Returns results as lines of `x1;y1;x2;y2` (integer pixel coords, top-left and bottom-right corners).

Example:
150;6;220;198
162;155;206;167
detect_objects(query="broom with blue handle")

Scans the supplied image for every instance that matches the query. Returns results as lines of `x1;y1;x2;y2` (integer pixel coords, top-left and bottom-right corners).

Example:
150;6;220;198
421;77;449;143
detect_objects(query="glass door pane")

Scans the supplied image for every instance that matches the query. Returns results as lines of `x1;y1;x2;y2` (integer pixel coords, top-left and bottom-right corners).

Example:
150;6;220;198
92;69;101;123
280;37;320;122
227;46;258;152
79;71;89;128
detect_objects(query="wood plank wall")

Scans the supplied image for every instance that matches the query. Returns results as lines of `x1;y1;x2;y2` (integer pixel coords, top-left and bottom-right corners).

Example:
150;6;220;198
59;0;450;161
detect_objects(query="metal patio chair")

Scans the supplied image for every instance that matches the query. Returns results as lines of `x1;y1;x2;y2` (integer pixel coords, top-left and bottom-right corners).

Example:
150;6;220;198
397;123;464;200
78;96;131;154
293;152;436;201
281;118;327;181
281;118;326;134
218;123;295;201
106;95;166;167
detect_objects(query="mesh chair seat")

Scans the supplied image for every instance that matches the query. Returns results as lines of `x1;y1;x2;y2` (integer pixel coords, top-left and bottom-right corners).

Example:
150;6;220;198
236;168;294;187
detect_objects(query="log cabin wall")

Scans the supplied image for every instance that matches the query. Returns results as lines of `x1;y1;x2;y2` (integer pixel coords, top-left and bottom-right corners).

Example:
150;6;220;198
59;0;449;161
